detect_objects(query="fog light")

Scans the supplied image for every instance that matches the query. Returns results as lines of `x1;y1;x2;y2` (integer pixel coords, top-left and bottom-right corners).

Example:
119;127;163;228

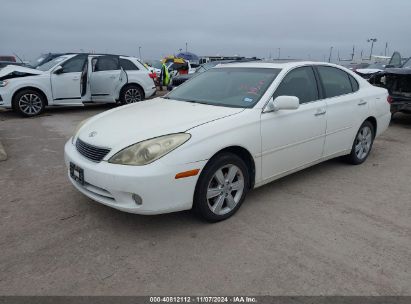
132;193;143;205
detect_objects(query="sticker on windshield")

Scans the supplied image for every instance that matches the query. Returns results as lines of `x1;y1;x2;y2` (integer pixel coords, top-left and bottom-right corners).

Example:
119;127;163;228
244;97;253;103
54;57;65;62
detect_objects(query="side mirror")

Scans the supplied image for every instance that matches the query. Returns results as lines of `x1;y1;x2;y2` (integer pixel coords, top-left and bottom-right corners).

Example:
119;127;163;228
54;65;64;75
265;96;300;112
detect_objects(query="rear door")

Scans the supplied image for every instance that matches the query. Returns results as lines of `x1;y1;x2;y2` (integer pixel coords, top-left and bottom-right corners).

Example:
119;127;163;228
90;55;122;102
315;65;369;157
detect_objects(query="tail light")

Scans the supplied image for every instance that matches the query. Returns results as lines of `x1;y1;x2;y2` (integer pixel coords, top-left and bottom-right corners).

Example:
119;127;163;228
387;95;393;104
148;72;157;79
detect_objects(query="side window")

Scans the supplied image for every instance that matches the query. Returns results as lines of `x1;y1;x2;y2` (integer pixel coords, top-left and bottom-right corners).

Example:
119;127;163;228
94;56;119;72
273;66;319;104
120;58;139;70
317;66;353;98
61;55;87;73
349;75;359;92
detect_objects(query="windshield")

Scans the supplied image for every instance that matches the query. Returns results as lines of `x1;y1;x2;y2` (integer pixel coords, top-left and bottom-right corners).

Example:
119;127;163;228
166;67;281;108
36;56;69;71
402;58;411;69
29;54;47;68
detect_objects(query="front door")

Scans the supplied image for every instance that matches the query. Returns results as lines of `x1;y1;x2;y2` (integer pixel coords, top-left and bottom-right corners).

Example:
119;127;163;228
260;66;327;181
90;55;122;102
51;54;88;105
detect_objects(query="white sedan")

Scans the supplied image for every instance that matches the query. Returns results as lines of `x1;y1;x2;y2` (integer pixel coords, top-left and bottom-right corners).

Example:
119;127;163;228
0;54;156;117
64;61;391;222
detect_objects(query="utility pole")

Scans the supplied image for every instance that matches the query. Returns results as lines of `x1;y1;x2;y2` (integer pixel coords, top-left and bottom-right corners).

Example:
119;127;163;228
185;42;188;52
385;42;388;56
328;46;333;63
277;48;281;59
367;38;377;60
351;45;355;61
138;46;142;61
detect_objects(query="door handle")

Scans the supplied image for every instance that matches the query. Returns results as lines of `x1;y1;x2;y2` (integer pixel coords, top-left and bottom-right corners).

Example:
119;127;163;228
358;100;367;106
314;109;326;116
109;75;117;79
72;77;79;80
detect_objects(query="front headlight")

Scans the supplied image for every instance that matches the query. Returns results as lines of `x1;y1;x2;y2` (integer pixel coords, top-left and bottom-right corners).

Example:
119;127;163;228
109;133;191;166
71;118;90;144
0;80;8;87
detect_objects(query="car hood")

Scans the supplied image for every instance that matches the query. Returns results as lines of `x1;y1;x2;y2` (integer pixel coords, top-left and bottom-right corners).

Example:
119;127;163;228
356;68;383;74
77;97;244;150
0;65;44;80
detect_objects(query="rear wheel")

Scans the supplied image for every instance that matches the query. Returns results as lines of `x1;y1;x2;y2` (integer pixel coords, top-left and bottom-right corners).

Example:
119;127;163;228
346;121;375;165
193;152;249;222
13;89;46;117
120;85;144;105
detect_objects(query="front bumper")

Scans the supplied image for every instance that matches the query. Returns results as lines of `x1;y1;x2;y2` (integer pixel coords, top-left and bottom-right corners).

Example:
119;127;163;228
0;87;12;108
64;140;206;215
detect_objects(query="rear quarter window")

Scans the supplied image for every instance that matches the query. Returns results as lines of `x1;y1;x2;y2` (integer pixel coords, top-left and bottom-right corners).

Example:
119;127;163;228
317;66;354;98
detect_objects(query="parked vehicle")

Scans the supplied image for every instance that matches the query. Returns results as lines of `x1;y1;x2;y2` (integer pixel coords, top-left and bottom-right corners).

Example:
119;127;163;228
0;56;16;62
64;61;391;222
0;54;156;117
0;61;24;69
355;52;403;79
369;57;411;114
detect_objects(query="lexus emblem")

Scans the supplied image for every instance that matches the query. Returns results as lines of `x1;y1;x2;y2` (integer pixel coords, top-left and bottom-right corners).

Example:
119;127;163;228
89;131;97;138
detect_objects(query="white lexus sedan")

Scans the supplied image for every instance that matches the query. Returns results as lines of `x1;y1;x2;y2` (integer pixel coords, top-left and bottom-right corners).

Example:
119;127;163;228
64;61;391;222
0;54;156;117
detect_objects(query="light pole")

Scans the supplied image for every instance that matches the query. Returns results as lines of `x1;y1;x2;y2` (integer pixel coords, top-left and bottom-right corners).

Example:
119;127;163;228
328;46;333;63
185;42;188;52
277;48;281;59
138;46;142;61
367;38;377;60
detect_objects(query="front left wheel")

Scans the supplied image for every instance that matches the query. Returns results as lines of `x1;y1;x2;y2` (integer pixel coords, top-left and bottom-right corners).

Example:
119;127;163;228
193;152;250;222
13;89;46;117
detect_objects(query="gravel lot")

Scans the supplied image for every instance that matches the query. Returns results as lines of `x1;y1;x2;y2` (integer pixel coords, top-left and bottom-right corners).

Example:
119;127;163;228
0;98;410;296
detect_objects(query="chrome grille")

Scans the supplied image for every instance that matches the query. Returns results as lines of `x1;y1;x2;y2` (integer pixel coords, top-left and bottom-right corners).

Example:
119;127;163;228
76;138;111;162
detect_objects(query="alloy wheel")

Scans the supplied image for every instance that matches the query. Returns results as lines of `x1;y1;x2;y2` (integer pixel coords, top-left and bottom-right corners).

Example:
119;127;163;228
18;94;43;115
355;126;372;160
124;88;142;104
206;164;245;215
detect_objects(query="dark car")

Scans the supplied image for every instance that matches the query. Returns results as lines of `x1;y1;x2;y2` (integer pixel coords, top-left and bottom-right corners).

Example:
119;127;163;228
369;57;411;115
167;58;260;90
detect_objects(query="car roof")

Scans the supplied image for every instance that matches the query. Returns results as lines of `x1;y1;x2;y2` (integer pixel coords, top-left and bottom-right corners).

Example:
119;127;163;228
214;61;346;70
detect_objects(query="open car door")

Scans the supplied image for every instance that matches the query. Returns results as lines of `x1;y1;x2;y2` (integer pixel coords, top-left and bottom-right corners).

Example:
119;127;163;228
80;58;90;102
90;55;126;103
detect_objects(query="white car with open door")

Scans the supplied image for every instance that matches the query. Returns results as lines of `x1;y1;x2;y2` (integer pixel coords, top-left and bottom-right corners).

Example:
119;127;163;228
0;54;156;117
64;61;391;222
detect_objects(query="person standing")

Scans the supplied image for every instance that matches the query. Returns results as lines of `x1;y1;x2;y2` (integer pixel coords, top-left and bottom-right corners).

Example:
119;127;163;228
159;62;170;91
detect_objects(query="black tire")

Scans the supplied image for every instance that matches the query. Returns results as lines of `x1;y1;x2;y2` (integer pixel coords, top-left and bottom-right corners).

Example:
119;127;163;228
193;152;250;222
119;85;144;105
12;89;46;117
345;121;375;165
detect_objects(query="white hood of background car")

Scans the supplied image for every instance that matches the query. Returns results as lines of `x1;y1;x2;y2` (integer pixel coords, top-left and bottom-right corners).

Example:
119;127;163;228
0;65;43;78
356;68;383;75
77;98;244;150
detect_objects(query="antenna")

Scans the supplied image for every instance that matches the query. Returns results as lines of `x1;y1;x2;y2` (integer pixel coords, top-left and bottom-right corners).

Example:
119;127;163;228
12;52;24;63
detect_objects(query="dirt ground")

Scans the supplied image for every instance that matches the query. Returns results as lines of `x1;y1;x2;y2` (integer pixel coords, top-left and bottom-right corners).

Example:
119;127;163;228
0;100;410;295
